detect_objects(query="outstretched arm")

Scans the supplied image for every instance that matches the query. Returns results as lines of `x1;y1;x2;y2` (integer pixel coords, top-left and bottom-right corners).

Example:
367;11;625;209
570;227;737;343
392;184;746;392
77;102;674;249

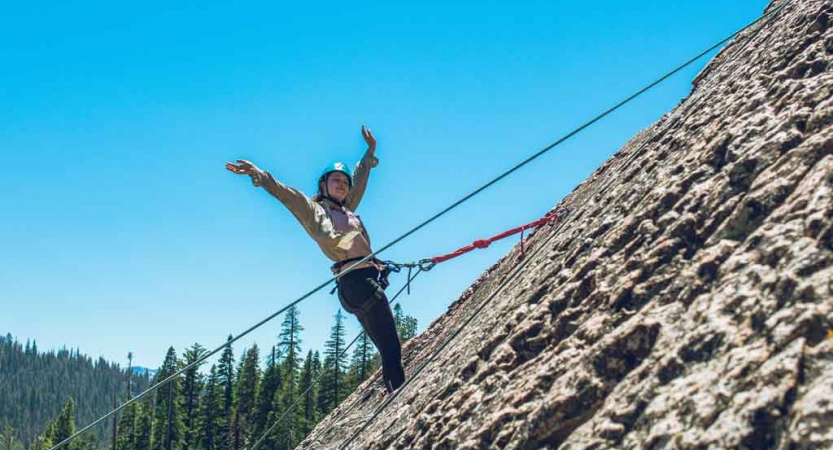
226;159;321;230
345;125;379;211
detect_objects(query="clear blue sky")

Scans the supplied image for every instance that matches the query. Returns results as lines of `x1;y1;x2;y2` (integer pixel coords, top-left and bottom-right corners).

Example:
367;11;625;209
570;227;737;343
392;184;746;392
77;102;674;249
1;0;770;370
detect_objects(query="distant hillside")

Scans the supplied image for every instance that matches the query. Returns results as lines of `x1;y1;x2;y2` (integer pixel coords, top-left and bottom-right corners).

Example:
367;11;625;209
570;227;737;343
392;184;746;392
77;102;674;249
0;333;150;447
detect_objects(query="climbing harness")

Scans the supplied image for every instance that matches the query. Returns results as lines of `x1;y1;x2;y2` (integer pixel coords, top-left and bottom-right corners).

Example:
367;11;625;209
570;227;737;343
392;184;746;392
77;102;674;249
329;256;389;295
330;255;380;274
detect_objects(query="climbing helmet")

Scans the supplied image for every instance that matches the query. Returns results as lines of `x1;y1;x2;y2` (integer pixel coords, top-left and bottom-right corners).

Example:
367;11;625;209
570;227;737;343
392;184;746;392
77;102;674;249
320;162;353;188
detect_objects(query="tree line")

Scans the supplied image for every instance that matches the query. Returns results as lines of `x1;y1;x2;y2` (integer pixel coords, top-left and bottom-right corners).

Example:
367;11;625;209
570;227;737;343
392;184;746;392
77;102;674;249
0;334;151;448
2;304;417;450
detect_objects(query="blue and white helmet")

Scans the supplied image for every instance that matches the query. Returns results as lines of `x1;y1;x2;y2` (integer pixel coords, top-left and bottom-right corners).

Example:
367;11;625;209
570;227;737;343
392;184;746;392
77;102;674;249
319;162;352;187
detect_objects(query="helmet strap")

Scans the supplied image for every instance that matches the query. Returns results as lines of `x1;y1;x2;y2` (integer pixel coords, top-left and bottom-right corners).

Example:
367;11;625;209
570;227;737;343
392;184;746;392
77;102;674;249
322;195;345;208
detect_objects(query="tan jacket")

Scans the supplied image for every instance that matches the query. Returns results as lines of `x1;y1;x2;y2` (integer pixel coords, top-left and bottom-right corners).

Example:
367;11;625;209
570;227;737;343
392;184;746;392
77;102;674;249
250;151;380;273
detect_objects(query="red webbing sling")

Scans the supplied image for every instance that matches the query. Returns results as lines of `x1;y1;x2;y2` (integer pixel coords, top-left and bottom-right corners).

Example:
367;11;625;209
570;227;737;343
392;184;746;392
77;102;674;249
429;209;565;265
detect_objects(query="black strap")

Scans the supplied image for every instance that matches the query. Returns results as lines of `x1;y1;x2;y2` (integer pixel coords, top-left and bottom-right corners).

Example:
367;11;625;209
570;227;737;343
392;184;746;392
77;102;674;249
331;256;369;272
319;195;345;208
330;256;373;296
330;256;390;295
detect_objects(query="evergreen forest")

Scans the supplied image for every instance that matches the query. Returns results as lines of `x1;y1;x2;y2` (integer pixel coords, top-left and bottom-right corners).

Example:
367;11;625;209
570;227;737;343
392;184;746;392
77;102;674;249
1;304;418;450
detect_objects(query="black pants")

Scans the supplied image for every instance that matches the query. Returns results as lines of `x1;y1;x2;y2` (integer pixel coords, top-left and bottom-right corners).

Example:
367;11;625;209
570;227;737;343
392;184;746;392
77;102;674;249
337;267;405;390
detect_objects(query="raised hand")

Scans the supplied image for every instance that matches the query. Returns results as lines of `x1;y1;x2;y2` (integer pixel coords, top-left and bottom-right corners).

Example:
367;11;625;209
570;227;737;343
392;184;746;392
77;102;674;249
225;159;261;176
362;124;376;153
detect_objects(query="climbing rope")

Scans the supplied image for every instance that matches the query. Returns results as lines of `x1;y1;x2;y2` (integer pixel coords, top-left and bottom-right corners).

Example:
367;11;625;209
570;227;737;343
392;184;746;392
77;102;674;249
334;2;796;446
48;1;794;448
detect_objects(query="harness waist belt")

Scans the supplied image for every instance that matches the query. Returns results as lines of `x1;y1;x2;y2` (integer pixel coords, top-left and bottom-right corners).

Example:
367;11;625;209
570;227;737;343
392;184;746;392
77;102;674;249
331;256;372;273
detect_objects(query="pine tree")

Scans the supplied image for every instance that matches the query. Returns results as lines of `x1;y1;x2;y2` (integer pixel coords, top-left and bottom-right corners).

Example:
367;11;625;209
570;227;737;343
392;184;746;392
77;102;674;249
272;383;300;450
198;365;223;450
278;306;304;385
298;351;318;436
111;393;118;450
115;403;137;450
403;314;414;341
311;350;324;423
401;316;418;342
253;347;281;449
3;426;14;450
134;402;152;450
33;421;56;450
116;352;137;450
181;343;207;449
319;310;348;415
273;306;304;450
349;331;376;389
234;345;261;448
393;304;419;343
151;347;184;450
52;398;76;449
40;397;92;450
125;351;134;396
311;351;322;383
393;303;405;333
229;409;241;450
217;336;236;450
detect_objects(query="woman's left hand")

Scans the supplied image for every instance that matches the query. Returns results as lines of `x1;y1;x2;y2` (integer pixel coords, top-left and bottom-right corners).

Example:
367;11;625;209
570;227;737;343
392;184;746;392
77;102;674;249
362;124;376;153
225;159;261;176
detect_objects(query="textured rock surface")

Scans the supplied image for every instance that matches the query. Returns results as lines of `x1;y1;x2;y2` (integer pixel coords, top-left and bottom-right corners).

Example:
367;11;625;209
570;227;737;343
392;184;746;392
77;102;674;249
299;0;833;448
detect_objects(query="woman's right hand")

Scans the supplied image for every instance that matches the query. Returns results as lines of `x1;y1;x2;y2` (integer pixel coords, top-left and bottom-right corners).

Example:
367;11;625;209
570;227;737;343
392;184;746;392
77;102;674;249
226;159;261;176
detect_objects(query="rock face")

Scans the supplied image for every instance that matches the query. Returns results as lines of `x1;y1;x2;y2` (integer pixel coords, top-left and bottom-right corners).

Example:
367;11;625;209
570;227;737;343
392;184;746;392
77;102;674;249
298;0;833;448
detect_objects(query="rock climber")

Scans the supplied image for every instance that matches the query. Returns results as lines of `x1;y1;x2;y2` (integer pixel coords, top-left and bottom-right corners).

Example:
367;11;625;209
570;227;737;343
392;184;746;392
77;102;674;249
226;125;406;393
